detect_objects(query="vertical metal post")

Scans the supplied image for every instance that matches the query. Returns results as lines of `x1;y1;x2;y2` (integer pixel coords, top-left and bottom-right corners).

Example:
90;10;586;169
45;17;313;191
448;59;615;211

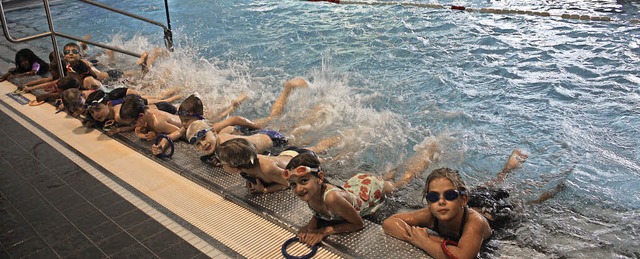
42;0;64;80
164;0;174;52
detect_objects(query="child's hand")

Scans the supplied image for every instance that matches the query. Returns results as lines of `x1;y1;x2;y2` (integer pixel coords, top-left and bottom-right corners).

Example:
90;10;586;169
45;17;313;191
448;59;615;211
248;179;266;193
144;131;157;141
298;229;326;247
407;226;431;246
151;143;166;156
106;127;121;136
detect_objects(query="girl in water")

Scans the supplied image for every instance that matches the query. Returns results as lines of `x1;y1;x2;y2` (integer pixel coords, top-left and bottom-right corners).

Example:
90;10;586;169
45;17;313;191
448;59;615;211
282;138;440;247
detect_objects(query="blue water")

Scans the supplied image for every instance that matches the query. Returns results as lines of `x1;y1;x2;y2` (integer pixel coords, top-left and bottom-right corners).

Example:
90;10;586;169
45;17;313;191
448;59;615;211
4;0;640;257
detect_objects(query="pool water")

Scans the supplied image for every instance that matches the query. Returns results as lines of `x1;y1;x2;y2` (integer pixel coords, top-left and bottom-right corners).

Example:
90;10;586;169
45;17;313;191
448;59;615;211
4;0;640;257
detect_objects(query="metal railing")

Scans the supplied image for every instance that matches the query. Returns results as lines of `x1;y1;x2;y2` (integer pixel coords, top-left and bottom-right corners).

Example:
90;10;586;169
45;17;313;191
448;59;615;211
0;0;173;78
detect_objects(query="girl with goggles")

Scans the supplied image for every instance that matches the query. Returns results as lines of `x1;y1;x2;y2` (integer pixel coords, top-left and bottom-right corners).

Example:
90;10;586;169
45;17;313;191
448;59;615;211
382;149;565;259
283;138;441;247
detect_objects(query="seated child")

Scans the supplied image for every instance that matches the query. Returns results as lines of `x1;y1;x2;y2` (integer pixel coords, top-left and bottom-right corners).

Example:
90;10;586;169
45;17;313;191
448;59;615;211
282;142;440;247
63;42;107;90
84;90;179;135
214;136;342;193
119;94;182;139
381;150;563;259
1;48;49;82
62;43;158;90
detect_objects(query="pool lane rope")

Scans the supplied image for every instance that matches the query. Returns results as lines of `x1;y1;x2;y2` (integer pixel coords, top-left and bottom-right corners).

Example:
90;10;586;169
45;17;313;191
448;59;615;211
306;0;640;25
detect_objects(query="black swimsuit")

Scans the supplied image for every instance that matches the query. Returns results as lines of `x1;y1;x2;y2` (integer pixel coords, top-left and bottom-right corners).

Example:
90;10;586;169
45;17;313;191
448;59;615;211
433;206;468;242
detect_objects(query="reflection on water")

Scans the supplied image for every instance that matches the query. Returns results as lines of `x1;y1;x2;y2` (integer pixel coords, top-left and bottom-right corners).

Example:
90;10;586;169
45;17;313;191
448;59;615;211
3;0;640;257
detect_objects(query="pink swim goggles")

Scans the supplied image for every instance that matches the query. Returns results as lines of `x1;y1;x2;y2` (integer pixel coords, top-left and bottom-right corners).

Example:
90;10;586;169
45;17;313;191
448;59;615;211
282;166;320;179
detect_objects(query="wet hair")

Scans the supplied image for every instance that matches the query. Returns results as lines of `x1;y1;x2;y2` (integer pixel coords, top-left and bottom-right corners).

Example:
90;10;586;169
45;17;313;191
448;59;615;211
63;42;81;51
85;90;109;105
48;50;63;62
178;94;203;115
61;88;83;114
422;168;468;199
215;138;259;169
15;48;47;74
120;94;148;121
285;153;322;176
56;75;79;90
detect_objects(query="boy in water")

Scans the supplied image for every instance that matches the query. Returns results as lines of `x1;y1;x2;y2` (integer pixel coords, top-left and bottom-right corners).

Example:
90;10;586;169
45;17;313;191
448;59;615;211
213;136;342;193
84;90;180;135
62;43;108;90
151;77;310;156
118;94;182;139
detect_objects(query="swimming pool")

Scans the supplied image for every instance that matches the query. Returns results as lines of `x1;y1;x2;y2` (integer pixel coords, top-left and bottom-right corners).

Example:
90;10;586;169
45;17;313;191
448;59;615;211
4;0;639;257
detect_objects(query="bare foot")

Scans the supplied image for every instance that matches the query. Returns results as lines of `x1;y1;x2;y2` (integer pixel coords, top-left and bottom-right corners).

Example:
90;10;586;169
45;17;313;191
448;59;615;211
80;35;91;51
148;47;169;65
283;77;309;88
137;51;150;74
505;149;528;171
136;51;149;65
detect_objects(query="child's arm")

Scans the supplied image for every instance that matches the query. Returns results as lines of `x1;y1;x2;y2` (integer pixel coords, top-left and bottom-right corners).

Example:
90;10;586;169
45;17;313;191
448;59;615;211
382;208;432;241
23;76;54;87
299;192;365;246
23;80;58;93
84;60;109;80
106;125;135;136
250;179;288;194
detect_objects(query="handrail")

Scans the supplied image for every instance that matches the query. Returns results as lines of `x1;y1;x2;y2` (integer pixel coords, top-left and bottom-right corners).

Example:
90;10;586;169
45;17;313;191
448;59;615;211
0;0;174;78
78;0;174;51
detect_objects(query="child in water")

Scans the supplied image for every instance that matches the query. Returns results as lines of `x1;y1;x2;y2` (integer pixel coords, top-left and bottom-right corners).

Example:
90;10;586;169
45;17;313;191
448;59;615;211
1;48;49;82
214;136;342;193
282;139;441;247
156;77;309;157
381;150;562;259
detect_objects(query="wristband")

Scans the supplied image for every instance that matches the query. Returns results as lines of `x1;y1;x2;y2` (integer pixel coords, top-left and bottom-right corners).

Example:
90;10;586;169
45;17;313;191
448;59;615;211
441;239;459;259
281;237;318;259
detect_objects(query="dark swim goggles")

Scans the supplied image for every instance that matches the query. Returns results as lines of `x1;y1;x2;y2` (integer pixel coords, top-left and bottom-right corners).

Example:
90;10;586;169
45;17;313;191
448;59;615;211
425;189;466;203
64;49;80;55
84;96;104;109
188;127;212;144
177;110;205;120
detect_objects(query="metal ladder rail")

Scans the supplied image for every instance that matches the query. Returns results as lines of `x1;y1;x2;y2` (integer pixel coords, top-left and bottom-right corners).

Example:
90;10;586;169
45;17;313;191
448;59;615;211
78;0;174;52
0;0;173;78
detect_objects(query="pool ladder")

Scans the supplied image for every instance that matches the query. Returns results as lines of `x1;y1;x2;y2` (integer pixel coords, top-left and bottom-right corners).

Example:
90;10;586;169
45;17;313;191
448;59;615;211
0;0;174;78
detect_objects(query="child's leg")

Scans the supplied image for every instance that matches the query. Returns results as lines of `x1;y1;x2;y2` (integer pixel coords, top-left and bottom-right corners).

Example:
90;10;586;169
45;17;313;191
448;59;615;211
83;77;102;90
254;77;309;127
486;149;528;187
529;182;565;204
142;87;184;104
391;137;441;189
136;51;150;74
307;135;343;154
210;94;248;121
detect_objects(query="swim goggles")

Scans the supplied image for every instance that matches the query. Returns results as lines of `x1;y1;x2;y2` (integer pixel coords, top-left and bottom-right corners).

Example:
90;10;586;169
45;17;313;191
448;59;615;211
188;127;212;144
425;189;466;203
84;96;104;109
282;166;320;179
63;49;80;55
176;110;205;120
